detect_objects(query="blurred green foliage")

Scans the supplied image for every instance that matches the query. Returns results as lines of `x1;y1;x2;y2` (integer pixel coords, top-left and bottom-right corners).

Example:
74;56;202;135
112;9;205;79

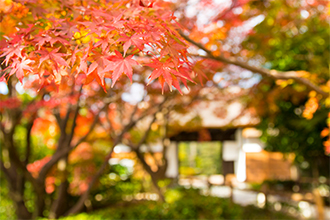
244;0;329;177
86;164;142;209
0;175;16;220
258;100;329;177
263;180;310;192
179;142;222;176
55;188;296;220
245;0;329;77
12;123;54;161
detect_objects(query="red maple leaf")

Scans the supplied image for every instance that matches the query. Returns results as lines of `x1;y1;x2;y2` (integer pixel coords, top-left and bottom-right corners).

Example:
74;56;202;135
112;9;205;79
35;33;70;49
118;34;145;55
1;45;25;65
160;39;187;61
94;36;115;53
193;60;209;85
147;59;194;93
76;45;93;74
102;51;138;87
9;58;35;83
85;55;111;89
38;48;69;71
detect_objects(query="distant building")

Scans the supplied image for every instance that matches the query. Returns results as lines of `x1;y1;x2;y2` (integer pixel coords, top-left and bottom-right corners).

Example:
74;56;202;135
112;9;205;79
166;99;297;184
111;100;297;185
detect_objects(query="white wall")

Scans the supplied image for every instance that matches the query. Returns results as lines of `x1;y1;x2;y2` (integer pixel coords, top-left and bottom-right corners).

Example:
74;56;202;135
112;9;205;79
165;142;179;178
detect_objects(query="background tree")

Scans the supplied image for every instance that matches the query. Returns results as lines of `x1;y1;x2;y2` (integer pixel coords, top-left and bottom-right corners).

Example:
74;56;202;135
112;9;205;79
242;0;329;175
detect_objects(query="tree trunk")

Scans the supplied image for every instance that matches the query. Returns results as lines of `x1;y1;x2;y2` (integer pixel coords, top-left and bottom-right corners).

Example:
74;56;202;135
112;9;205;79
33;191;46;219
49;179;70;218
48;148;71;218
311;160;324;220
1;126;34;219
15;200;32;220
1;164;32;219
4;173;32;219
133;149;166;202
15;174;32;219
149;171;165;202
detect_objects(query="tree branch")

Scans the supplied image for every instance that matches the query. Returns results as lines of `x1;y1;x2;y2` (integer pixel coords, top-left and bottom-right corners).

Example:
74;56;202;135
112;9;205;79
127;113;158;166
67;86;83;146
0;158;32;219
37;111;100;183
60;85;78;132
64;126;125;216
71;110;101;148
160;108;170;168
0;157;16;184
136;114;158;149
212;0;237;21
3;126;39;189
38;94;121;183
65;99;168;216
72;94;121;147
24;119;34;165
180;32;328;97
104;107;116;140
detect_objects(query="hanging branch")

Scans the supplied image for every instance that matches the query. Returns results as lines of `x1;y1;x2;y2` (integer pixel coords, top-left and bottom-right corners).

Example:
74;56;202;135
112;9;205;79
180;32;328;97
0;158;15;184
24;118;34;165
67;86;83;146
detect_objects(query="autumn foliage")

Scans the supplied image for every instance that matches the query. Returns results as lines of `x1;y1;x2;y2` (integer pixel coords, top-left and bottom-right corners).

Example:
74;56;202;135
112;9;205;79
0;0;196;93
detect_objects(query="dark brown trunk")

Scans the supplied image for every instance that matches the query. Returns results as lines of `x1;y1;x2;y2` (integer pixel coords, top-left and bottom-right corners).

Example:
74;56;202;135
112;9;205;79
49;180;70;218
15;200;32;220
49;151;70;219
32;191;46;219
2;123;41;219
3;170;32;219
149;171;165;202
133;149;166;202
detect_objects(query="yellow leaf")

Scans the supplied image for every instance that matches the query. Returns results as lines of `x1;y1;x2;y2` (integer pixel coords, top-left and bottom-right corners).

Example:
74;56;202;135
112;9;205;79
276;80;288;88
74;32;81;39
82;35;91;44
309;91;317;98
325;97;330;108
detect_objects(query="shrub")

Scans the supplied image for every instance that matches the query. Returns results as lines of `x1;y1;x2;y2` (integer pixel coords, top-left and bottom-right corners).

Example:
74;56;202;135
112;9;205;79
58;187;296;220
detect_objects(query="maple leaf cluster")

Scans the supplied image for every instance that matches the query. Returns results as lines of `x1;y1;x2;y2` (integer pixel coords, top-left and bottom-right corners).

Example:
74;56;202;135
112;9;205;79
0;0;195;93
